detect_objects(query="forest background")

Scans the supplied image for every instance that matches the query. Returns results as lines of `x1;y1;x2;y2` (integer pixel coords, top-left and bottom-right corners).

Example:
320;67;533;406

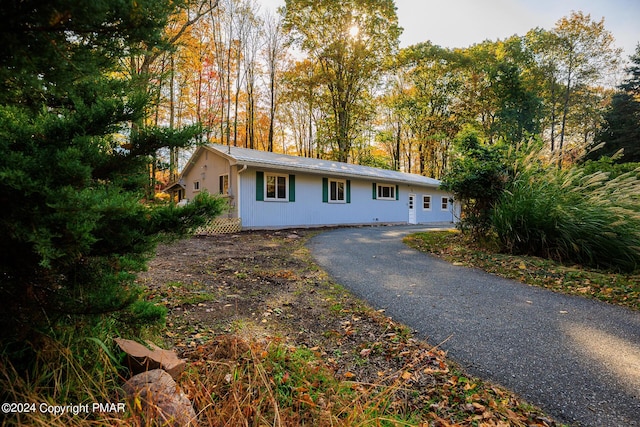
149;0;637;187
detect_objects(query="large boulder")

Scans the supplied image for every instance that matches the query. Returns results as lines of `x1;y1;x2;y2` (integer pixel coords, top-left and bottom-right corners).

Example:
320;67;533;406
123;369;197;427
114;338;186;379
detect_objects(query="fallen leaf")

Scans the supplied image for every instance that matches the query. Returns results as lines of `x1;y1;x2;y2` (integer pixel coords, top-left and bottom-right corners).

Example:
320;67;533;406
360;348;372;357
472;402;486;412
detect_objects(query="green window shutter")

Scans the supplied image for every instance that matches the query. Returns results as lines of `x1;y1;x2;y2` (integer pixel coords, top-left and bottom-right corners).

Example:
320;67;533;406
289;175;296;202
395;185;399;200
256;171;264;201
322;178;328;203
372;183;377;199
346;180;351;203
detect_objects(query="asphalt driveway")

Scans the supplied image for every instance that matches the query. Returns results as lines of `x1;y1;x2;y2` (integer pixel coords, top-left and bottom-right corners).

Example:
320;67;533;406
307;225;640;427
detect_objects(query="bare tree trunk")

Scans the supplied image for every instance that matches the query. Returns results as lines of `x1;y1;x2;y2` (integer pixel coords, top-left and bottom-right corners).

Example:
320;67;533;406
169;54;179;183
558;57;574;168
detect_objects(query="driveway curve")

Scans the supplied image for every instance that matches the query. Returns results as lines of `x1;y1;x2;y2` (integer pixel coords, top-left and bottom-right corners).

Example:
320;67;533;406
307;226;640;427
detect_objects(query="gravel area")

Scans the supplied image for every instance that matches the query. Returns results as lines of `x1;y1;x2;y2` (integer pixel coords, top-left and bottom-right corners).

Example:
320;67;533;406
308;225;640;427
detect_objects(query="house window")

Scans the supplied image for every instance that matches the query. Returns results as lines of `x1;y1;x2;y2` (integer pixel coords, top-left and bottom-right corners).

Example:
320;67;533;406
377;184;395;200
323;178;350;203
330;179;346;203
266;173;288;201
193;181;200;191
441;196;449;210
423;195;432;210
256;172;295;202
219;174;229;195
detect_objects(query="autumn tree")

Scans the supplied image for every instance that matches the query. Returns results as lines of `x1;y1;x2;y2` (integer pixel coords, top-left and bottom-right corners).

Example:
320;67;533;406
283;0;401;162
527;12;621;165
394;42;465;178
488;39;543;144
127;0;218;187
241;1;263;149
280;59;323;157
376;75;408;171
263;10;287;152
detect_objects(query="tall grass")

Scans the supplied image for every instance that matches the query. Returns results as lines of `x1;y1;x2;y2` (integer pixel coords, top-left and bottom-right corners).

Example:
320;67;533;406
492;153;640;271
179;335;418;427
0;331;131;426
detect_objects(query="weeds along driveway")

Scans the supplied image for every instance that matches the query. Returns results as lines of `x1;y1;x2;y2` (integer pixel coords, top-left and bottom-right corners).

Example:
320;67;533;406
307;225;640;427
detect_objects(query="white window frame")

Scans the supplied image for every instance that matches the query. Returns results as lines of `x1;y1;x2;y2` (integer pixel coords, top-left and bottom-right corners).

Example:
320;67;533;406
377;184;395;200
265;173;288;201
423;195;432;211
193;181;200;191
441;196;449;211
329;179;346;203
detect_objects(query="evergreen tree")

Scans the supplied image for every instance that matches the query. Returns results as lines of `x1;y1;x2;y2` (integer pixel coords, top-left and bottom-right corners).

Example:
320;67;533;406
0;0;225;349
585;44;640;163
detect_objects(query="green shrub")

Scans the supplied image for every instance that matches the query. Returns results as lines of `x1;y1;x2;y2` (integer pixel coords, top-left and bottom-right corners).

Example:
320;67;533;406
440;127;509;236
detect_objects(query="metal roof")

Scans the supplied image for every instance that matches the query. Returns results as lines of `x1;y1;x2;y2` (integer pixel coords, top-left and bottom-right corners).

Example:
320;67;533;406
193;144;441;187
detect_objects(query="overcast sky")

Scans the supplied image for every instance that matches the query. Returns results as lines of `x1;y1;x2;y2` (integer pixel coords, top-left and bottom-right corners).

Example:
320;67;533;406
260;0;639;58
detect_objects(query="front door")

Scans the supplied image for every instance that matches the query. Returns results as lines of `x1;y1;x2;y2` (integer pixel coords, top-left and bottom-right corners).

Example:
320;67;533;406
408;194;417;224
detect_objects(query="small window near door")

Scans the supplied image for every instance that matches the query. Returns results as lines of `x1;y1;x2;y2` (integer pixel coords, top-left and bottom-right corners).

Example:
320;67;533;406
219;174;229;195
193;181;200;191
423;195;432;210
441;196;449;210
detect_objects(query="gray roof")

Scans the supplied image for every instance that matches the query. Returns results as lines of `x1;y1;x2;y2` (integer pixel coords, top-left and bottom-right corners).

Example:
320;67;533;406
203;144;441;187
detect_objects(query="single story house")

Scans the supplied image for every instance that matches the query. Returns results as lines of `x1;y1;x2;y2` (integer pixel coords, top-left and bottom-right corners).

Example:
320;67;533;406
168;144;457;229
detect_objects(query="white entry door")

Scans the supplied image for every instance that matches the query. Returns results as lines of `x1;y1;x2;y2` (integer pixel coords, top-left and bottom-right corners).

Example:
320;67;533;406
408;194;417;224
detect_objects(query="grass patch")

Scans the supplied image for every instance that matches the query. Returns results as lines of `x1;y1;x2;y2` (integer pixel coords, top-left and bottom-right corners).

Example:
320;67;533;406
405;230;640;310
148;280;219;307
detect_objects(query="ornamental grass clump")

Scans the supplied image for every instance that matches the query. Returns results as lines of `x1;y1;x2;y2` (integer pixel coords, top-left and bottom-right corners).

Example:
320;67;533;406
492;160;640;272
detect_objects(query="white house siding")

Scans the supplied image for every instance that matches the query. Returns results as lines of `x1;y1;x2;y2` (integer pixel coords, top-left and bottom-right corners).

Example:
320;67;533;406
239;168;454;228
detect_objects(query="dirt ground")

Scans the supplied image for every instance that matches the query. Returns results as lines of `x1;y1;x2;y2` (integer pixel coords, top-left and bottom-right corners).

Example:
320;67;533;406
136;229;559;426
137;229;425;382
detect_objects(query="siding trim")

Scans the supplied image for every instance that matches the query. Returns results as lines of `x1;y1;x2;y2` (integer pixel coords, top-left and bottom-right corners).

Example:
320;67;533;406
322;178;329;203
256;171;264;201
289;174;296;202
